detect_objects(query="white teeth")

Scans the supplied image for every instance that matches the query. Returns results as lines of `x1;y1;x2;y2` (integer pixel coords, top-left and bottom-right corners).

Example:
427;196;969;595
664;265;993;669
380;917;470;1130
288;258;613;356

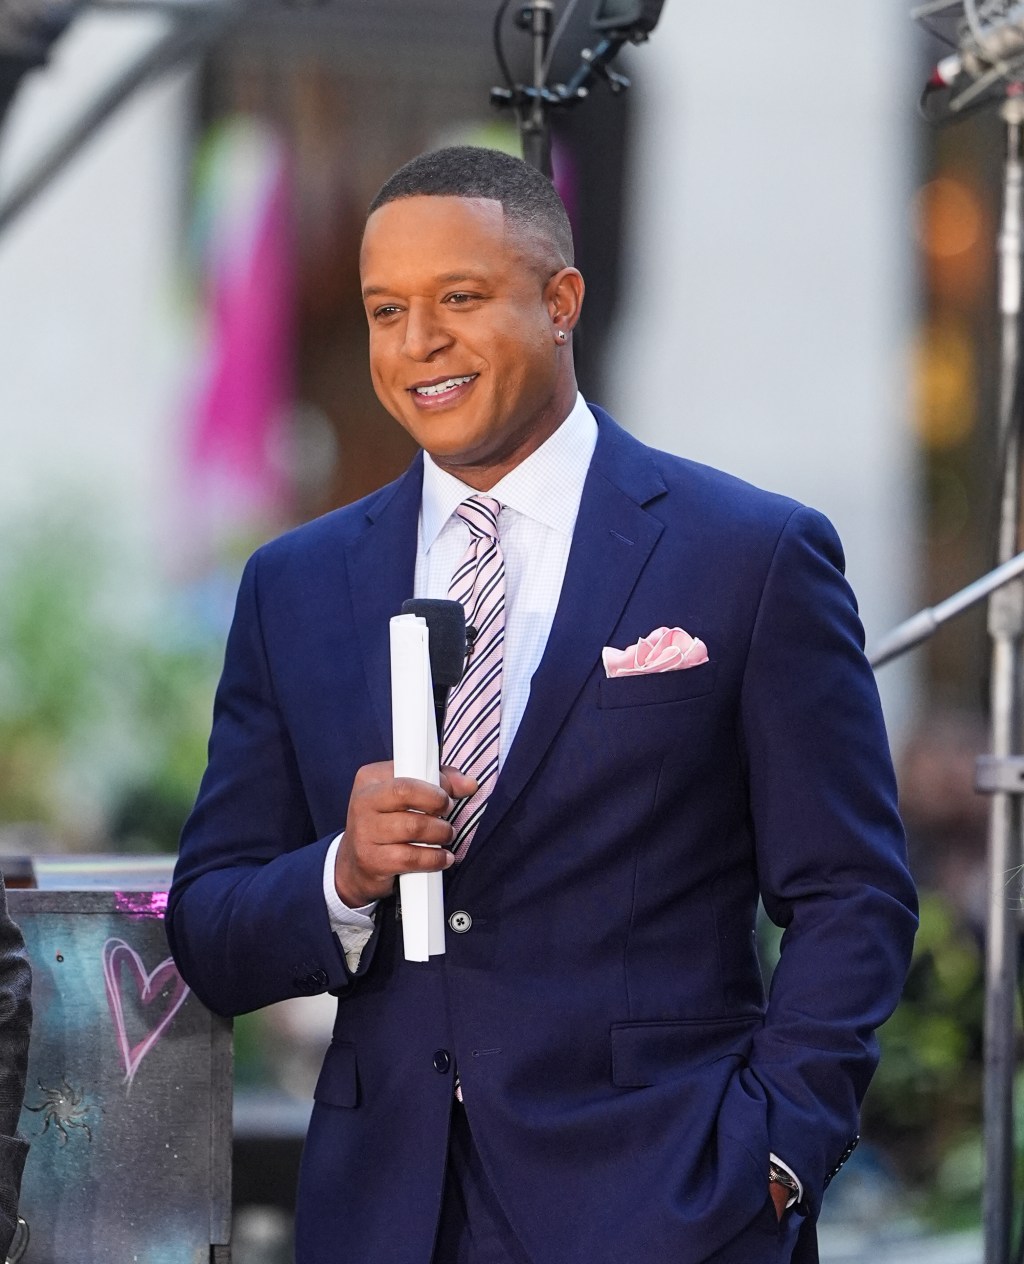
414;375;474;397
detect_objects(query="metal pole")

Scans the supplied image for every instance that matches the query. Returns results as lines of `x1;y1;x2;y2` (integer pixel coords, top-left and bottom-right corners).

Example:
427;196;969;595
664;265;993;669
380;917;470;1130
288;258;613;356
520;0;553;178
0;9;236;240
868;549;1024;668
983;91;1024;1264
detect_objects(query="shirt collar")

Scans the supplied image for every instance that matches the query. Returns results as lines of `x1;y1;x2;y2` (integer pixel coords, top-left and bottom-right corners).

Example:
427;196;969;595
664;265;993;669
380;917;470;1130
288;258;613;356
420;392;598;551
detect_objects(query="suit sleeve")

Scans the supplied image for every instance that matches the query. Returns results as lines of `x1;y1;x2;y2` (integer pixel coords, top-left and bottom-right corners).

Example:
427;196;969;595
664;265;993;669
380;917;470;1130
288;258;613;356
0;876;30;1259
166;551;382;1017
739;505;917;1217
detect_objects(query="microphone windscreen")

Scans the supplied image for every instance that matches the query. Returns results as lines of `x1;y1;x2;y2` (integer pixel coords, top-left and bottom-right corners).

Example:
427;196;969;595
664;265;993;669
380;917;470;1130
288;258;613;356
401;599;467;689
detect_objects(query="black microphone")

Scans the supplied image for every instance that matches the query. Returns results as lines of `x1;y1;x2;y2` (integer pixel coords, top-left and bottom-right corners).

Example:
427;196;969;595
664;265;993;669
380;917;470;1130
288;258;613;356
401;599;467;745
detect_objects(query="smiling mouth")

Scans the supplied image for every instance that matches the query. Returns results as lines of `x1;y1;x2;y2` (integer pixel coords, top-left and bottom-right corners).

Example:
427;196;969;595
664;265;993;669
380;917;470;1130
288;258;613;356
410;374;478;399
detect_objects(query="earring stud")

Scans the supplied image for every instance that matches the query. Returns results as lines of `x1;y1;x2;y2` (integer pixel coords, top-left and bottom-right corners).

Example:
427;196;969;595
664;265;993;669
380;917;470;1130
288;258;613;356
557;330;567;342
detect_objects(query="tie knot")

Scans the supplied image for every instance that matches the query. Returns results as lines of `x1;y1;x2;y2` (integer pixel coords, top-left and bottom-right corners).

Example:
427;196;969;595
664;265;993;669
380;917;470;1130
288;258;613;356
456;496;501;541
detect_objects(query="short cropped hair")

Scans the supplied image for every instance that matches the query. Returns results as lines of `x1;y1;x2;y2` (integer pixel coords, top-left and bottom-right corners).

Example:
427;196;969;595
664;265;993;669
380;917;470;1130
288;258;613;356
367;146;575;267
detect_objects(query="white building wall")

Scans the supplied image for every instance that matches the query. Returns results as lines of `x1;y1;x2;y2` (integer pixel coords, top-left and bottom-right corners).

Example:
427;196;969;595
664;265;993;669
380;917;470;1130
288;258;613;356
607;1;918;742
0;14;192;555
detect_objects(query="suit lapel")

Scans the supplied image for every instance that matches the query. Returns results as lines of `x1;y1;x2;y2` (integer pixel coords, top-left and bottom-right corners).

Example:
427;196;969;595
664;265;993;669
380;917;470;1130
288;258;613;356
345;458;423;751
459;411;668;862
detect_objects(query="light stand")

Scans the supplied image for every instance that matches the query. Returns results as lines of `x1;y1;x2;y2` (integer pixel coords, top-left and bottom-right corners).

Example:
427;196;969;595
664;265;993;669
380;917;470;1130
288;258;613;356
490;0;663;177
519;0;554;178
888;12;1024;1252
981;91;1024;1264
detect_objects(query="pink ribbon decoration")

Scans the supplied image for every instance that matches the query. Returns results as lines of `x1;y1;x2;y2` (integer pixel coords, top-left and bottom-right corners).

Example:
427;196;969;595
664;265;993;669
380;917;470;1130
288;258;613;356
602;627;709;678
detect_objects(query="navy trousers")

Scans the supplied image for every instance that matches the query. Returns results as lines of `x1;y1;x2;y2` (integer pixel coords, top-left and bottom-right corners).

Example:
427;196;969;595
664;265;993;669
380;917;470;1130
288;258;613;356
433;1103;533;1264
429;1102;530;1258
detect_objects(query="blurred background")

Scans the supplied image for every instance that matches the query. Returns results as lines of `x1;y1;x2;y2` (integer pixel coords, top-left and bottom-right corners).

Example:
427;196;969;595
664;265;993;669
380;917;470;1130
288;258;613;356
0;0;1008;1259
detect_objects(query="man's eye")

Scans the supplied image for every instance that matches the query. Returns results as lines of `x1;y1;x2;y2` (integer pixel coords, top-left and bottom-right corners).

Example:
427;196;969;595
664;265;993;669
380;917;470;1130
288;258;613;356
445;292;476;305
373;305;401;320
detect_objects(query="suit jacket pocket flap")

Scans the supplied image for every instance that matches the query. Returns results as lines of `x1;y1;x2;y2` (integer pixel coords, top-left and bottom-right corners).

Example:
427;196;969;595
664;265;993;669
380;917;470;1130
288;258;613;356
313;1040;359;1107
598;663;716;709
611;1015;760;1087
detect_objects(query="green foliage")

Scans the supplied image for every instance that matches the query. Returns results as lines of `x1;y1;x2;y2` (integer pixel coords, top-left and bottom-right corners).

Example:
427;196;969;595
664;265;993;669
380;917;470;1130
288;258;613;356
0;519;104;822
0;513;228;851
863;890;987;1227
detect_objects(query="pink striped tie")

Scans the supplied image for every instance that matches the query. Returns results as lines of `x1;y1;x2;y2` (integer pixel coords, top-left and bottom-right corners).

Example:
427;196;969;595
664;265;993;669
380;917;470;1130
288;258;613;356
442;496;504;861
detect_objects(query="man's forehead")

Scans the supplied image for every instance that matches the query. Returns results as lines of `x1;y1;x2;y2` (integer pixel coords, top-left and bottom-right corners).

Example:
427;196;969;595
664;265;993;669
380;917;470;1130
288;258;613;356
360;194;553;288
363;194;506;241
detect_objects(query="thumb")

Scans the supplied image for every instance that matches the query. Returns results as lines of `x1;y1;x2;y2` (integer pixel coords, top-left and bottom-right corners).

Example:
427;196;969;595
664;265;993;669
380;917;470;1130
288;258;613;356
440;766;479;801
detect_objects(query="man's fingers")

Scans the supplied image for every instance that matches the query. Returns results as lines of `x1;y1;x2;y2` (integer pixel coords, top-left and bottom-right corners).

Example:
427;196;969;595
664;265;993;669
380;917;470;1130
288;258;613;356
371;810;454;849
339;764;458;907
387;777;453;815
351;766;476;815
337;839;453;907
353;776;451;817
354;841;454;888
386;843;455;873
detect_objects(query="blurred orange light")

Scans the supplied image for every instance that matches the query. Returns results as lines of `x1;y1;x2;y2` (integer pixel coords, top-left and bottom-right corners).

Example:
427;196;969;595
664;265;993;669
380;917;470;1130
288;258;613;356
913;177;983;259
912;318;977;449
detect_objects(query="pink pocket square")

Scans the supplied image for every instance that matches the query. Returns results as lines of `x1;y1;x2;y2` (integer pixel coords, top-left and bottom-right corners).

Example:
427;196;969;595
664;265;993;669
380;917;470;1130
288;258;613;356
602;627;709;678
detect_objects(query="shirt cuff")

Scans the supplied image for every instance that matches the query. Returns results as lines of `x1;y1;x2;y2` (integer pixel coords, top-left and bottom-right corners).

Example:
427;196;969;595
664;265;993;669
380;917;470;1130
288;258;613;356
769;1153;804;1208
323;834;378;972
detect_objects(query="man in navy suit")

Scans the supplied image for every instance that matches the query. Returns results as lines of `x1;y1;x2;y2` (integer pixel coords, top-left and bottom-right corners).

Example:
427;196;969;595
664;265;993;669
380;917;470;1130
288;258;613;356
167;146;917;1264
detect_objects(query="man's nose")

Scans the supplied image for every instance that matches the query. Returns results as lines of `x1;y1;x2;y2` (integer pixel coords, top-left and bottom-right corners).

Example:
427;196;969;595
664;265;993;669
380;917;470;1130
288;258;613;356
402;302;452;361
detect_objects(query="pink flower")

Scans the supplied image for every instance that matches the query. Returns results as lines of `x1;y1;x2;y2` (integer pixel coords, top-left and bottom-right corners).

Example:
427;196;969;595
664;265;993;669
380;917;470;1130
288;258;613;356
602;627;710;678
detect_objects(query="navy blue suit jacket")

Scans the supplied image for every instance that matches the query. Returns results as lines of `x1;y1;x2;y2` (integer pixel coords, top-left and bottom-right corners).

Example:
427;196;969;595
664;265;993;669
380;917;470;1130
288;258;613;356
167;407;917;1264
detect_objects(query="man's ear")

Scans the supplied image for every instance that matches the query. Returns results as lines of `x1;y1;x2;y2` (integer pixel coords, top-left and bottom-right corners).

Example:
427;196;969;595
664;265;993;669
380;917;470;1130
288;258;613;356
546;267;585;341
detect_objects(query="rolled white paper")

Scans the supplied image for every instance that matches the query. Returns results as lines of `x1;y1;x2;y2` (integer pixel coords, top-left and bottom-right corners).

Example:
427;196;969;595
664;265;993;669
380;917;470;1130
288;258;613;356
390;614;446;961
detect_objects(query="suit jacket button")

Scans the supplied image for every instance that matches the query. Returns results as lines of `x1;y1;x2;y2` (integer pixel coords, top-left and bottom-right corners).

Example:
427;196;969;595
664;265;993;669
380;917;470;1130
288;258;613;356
312;969;329;988
433;1050;451;1074
449;911;472;933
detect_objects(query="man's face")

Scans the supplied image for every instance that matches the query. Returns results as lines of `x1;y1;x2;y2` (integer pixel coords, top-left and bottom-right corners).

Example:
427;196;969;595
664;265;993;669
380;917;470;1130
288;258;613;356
359;195;581;488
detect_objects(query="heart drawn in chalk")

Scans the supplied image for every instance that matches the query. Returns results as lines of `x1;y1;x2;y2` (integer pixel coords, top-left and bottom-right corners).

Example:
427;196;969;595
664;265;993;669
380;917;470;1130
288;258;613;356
101;938;190;1090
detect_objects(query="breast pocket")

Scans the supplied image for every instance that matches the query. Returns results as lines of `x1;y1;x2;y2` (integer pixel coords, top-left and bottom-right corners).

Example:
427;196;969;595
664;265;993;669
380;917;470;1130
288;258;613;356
598;663;717;709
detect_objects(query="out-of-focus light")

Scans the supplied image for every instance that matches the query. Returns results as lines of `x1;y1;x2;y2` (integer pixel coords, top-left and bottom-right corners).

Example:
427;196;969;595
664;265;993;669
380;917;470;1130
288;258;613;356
926;466;972;546
912;317;977;450
913;177;983;260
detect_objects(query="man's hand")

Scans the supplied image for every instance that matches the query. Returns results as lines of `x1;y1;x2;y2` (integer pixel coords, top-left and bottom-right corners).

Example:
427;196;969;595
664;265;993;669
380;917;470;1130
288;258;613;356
768;1180;790;1222
334;762;478;908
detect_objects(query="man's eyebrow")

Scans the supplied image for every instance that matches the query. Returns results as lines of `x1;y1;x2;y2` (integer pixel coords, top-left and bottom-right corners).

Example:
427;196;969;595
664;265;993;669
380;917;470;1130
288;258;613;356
361;272;490;300
435;272;489;285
